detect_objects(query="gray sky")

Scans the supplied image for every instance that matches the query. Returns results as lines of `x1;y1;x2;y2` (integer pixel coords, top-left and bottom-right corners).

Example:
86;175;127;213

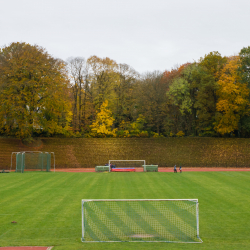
1;0;250;73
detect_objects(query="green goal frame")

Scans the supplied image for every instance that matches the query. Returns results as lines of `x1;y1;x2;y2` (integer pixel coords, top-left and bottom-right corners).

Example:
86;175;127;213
11;151;55;173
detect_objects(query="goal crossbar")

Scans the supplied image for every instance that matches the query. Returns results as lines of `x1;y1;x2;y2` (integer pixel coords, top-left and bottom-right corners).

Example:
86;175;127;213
83;199;198;202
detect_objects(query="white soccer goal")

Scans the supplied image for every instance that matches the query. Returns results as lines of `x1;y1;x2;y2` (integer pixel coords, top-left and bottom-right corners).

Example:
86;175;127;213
108;160;146;172
81;199;202;243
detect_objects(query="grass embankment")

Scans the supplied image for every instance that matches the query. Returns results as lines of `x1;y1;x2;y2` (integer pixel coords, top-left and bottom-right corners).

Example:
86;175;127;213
0;171;249;249
1;137;250;169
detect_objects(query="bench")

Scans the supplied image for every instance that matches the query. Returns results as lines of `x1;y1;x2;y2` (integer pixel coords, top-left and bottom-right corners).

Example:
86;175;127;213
0;169;10;173
142;165;158;172
95;166;110;172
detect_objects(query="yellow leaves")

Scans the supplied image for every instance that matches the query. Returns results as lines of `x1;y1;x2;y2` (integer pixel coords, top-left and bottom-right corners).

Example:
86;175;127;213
90;100;117;137
130;114;146;131
176;131;185;137
214;56;249;135
0;42;72;140
87;55;118;75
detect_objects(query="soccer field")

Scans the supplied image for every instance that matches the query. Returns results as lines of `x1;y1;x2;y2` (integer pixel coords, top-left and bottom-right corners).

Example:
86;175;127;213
0;171;249;250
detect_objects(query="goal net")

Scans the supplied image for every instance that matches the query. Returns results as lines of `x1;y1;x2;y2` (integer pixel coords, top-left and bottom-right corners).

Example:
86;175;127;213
81;199;202;243
14;151;53;173
108;160;146;172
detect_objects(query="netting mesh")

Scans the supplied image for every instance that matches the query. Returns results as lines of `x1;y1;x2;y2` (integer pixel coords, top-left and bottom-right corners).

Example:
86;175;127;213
16;153;23;172
16;152;51;172
82;199;202;243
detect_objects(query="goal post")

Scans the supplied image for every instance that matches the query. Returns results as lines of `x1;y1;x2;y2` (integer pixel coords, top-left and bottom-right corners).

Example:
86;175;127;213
81;199;202;243
11;151;55;172
108;160;146;172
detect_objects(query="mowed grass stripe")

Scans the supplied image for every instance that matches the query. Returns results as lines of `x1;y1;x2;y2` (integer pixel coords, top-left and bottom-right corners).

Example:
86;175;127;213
107;202;149;236
117;201;163;239
0;173;80;242
0;172;83;211
0;173;55;205
1;173;74;212
177;172;250;244
143;201;197;241
85;201;125;241
84;209;112;242
129;201;176;241
0;171;250;250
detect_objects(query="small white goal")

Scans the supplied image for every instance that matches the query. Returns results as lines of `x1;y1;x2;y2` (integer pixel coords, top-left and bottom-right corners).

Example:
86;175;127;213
108;160;146;172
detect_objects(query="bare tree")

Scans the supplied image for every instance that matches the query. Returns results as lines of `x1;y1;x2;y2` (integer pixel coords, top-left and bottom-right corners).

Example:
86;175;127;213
67;57;88;131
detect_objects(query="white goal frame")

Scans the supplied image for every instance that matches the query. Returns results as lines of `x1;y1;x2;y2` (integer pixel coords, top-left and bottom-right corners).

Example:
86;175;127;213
108;160;146;172
81;199;202;243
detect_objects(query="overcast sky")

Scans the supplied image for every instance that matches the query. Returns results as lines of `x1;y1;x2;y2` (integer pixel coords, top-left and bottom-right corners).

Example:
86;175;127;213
1;0;250;73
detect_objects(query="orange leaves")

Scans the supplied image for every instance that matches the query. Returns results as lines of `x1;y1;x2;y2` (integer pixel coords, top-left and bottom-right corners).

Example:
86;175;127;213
162;63;190;84
214;56;249;135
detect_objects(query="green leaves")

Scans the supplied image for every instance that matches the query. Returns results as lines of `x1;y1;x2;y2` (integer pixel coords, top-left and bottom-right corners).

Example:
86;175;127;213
0;42;72;140
167;76;192;115
1;43;250;138
239;46;250;87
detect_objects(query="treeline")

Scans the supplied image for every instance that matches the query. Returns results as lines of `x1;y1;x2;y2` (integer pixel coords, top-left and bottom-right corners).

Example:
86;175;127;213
0;42;250;140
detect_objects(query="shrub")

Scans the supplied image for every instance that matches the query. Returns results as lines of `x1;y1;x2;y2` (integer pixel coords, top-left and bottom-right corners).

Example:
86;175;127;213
176;131;185;137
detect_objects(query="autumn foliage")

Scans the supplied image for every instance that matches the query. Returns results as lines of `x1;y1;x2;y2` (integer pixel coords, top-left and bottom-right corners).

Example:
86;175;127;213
215;56;249;134
0;42;72;140
90;100;117;137
1;42;250;139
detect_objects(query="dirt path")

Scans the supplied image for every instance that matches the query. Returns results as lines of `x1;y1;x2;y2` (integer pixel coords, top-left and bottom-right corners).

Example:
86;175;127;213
0;247;53;250
55;167;250;172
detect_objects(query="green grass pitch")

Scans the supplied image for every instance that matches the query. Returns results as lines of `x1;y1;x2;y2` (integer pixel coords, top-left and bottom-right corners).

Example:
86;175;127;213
0;171;249;250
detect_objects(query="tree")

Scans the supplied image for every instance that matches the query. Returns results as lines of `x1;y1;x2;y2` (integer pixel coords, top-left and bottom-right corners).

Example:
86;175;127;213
0;42;72;140
90;100;117;137
239;46;250;88
215;56;249;135
135;71;168;135
87;56;138;130
114;63;138;127
67;57;93;132
167;73;192;115
193;52;227;135
87;56;119;110
163;63;196;136
238;46;250;137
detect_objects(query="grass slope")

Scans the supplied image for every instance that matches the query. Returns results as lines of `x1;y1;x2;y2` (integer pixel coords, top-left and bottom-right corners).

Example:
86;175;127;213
0;171;249;249
1;137;250;168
